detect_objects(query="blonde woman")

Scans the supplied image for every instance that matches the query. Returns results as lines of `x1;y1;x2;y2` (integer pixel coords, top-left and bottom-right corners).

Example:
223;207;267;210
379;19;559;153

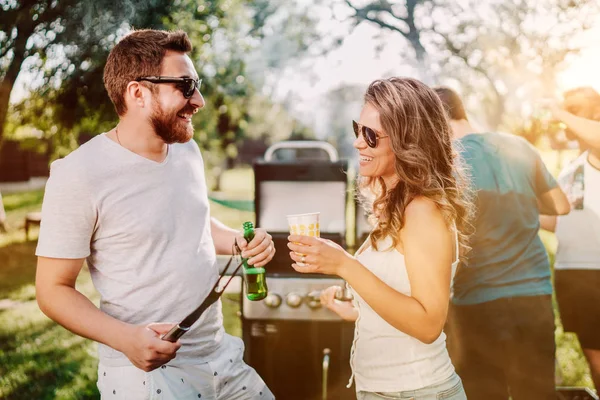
288;77;472;400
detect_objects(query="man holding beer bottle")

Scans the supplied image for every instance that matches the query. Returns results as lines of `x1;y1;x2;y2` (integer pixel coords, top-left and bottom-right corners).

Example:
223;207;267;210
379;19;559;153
35;29;275;399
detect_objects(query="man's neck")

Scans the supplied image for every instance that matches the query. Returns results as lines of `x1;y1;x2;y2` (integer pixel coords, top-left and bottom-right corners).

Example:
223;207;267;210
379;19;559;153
449;119;477;140
111;117;168;163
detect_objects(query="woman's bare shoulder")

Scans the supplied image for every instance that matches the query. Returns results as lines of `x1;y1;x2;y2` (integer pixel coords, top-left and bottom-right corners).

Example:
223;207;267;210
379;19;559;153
404;196;441;220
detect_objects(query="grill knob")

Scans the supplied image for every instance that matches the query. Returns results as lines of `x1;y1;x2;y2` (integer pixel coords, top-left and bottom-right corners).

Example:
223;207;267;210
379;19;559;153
286;292;304;308
306;290;322;310
335;286;354;302
307;299;322;309
264;293;282;308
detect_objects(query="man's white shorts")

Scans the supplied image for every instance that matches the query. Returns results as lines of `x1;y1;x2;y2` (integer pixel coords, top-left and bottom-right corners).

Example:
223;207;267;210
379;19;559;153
97;335;274;399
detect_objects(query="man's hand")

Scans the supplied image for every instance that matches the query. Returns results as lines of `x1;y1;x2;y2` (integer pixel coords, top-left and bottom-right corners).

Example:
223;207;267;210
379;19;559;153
236;228;275;267
121;323;182;372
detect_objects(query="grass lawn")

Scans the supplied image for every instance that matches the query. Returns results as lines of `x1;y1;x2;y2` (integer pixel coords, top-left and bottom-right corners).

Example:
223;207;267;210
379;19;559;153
0;169;251;399
0;164;594;398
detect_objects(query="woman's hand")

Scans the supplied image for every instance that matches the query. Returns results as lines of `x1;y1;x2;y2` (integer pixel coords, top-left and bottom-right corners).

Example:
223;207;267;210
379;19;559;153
287;235;354;277
320;285;358;322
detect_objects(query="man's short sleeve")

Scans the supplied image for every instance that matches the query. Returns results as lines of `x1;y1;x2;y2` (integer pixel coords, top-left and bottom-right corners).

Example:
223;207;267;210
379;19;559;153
532;148;558;196
35;159;97;259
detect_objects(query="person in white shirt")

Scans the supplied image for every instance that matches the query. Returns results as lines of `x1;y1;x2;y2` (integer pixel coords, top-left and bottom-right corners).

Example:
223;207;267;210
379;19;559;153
540;87;600;392
35;29;275;400
288;77;473;400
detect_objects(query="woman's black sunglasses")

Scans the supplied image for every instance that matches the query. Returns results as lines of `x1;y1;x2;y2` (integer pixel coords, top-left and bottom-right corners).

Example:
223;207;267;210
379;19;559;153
135;76;202;99
352;120;389;148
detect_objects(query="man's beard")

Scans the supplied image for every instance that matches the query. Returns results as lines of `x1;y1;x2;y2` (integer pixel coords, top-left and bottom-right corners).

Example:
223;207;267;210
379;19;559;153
150;103;195;144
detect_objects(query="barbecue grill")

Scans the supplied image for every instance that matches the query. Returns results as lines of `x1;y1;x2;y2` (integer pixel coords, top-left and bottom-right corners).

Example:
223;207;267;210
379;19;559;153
242;141;357;400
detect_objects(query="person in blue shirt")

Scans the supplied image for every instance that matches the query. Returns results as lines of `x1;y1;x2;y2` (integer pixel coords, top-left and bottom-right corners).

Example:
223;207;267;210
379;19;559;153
434;87;570;400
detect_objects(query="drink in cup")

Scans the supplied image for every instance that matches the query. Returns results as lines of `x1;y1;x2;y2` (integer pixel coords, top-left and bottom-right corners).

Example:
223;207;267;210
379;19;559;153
287;212;320;266
286;212;320;238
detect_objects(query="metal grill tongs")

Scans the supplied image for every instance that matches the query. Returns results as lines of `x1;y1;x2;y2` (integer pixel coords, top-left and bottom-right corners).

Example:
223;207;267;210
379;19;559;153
161;250;245;342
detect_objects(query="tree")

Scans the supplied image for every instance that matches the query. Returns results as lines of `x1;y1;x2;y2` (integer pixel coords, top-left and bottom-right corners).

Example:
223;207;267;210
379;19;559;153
340;0;600;129
0;0;175;145
344;0;430;66
166;0;321;187
321;85;365;159
429;0;599;128
7;0;321;180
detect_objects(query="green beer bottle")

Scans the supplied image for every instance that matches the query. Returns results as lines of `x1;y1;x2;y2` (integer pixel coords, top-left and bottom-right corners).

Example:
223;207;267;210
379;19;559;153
241;222;268;301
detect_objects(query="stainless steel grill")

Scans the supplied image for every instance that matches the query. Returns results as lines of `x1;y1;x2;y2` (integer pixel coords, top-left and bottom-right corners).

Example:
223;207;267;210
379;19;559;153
243;277;347;321
241;141;357;400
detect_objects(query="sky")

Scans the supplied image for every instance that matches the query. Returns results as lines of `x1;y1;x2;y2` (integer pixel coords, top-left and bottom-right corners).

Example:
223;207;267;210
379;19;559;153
251;5;600;138
9;4;600;137
558;42;600;94
263;21;420;137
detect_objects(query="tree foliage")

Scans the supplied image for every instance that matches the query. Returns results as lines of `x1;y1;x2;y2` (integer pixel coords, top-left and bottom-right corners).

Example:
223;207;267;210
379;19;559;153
0;0;175;144
341;0;600;130
4;0;321;177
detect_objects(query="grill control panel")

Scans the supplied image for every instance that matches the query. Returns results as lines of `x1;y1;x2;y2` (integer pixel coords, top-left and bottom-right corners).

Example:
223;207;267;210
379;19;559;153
242;277;350;321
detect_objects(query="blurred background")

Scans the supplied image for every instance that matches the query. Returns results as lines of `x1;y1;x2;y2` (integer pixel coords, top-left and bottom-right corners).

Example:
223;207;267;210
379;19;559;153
1;0;599;398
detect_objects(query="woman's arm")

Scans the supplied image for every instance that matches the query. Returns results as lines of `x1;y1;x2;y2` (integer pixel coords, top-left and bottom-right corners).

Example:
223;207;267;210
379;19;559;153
288;197;453;344
340;198;453;343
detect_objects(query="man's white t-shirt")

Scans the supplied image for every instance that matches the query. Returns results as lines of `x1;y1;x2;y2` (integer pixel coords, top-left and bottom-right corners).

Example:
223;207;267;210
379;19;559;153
555;157;600;270
36;134;225;366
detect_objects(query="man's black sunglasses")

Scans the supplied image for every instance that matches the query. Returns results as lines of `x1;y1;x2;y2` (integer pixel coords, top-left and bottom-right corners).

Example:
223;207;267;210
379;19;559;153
135;76;202;99
352;120;389;148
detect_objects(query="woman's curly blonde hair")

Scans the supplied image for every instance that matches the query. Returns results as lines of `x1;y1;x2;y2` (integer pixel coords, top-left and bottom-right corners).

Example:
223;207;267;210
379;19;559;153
358;77;474;260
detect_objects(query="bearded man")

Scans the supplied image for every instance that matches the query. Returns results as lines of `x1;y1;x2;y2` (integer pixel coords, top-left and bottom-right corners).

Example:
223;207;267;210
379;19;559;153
35;29;275;400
